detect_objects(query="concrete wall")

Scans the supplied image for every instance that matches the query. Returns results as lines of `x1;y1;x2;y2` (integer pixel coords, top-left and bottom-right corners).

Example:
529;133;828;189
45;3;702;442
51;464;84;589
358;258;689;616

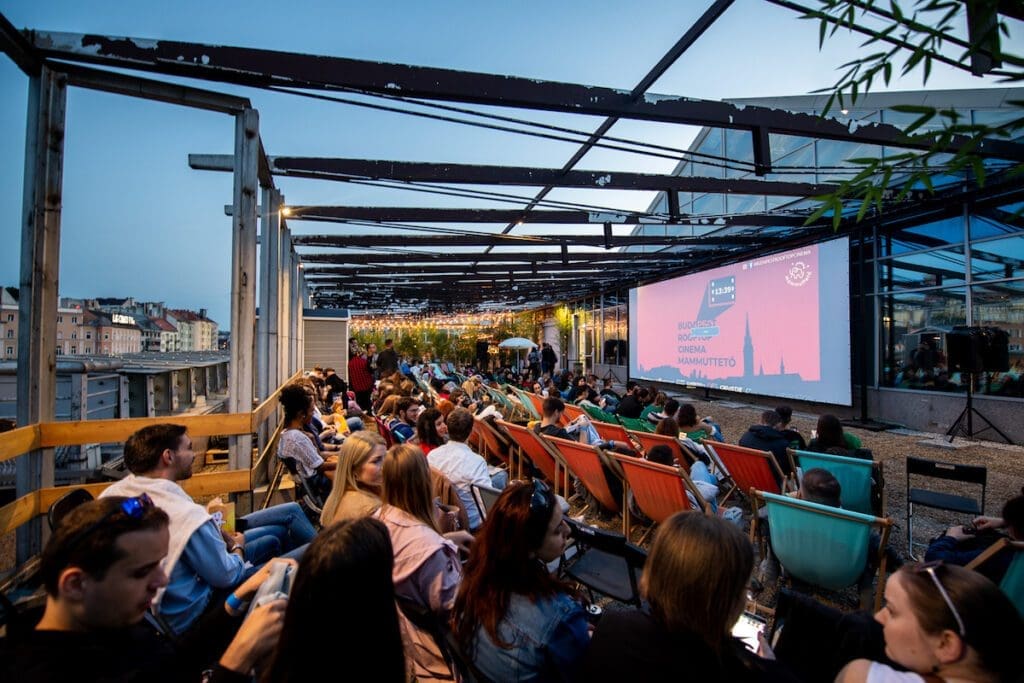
867;388;1022;444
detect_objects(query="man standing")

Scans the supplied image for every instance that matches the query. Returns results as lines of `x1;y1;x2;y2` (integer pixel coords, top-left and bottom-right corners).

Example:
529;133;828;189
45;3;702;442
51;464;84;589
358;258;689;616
541;342;557;377
366;342;379;379
101;424;314;634
348;346;375;413
0;496;285;681
427;408;506;531
377;338;399;377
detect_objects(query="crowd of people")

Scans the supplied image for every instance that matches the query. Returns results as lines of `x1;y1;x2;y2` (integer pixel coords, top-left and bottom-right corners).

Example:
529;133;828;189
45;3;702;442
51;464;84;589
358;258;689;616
3;342;1021;683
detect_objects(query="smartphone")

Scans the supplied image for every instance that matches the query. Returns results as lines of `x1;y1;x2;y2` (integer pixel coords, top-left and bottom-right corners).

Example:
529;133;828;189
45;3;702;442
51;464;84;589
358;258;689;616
731;611;767;653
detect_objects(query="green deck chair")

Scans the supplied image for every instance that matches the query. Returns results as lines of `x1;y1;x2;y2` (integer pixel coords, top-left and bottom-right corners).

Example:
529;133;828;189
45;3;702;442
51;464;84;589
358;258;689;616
967;538;1024;618
581;402;617;423
751;491;893;611
508;385;543;421
793;450;876;515
617;415;655;433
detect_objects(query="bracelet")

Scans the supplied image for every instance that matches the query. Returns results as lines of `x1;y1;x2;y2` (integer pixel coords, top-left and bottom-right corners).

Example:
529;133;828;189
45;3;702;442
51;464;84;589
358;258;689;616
225;593;248;611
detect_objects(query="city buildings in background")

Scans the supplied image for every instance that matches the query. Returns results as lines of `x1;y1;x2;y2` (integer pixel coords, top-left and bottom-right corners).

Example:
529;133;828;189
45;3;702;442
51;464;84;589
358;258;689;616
0;288;219;359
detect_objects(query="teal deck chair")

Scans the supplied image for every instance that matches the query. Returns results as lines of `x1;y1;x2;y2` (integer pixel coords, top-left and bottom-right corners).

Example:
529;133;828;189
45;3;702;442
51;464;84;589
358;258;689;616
751;491;893;611
508;385;542;421
581;402;617;423
967;538;1024;618
617;415;655;433
793;450;876;515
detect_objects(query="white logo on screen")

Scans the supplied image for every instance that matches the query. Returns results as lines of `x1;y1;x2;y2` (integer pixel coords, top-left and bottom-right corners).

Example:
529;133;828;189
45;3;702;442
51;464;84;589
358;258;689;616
785;261;812;287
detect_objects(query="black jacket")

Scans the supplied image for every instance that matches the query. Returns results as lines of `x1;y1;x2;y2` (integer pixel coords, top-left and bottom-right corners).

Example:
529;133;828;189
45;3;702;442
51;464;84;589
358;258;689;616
738;424;792;477
376;347;399;375
615;394;643;419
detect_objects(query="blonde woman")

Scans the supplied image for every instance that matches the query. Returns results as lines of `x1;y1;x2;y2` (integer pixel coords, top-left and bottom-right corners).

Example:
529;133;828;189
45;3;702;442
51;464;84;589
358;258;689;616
375;444;473;681
319;431;387;527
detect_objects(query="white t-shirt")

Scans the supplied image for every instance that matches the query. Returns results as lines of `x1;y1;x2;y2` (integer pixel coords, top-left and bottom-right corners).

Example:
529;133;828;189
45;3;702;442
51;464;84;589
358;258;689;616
867;662;925;683
427;440;492;530
278;428;324;479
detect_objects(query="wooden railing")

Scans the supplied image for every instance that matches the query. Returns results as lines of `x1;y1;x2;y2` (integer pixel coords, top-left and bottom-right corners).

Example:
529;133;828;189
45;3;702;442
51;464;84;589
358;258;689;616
0;369;303;536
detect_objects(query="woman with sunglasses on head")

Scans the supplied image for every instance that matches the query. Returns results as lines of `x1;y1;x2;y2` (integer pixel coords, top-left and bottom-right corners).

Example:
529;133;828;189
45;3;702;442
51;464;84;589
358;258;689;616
836;562;1022;683
451;480;589;682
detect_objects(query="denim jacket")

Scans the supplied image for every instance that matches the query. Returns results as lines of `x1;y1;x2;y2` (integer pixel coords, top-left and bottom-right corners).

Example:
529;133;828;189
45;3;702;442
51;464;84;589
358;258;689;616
471;592;589;682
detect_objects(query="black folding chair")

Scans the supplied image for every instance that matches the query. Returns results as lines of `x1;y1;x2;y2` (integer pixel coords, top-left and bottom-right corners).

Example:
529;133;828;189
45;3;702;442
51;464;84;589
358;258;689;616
470;483;502;523
47;487;94;530
906;456;986;558
559;518;646;606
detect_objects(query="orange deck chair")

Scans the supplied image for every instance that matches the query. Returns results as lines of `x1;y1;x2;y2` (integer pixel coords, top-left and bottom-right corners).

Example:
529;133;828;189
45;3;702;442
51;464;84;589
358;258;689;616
543;435;627;532
704;441;789;503
626;430;697;471
497;420;568;495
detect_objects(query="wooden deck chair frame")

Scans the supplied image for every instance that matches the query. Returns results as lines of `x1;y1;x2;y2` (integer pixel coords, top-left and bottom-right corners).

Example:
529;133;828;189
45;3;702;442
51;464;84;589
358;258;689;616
965;537;1024;616
704;441;787;504
496;420;569;496
626;429;696;470
543;435;629;534
791;449;878;516
472;416;515;473
559;517;647;607
591;421;641;456
611;452;710;543
749;489;893;611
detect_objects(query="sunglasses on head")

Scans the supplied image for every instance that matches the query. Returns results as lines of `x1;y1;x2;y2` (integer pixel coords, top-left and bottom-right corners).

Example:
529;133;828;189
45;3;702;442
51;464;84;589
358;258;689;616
529;479;553;516
63;494;155;553
912;561;966;638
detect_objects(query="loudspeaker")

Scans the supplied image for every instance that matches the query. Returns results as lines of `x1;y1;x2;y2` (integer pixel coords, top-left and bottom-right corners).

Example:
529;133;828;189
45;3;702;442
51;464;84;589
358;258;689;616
947;326;1010;373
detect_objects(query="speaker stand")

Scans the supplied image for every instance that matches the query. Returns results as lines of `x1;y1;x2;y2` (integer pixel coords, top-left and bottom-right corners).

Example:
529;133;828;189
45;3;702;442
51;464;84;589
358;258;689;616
946;373;1012;444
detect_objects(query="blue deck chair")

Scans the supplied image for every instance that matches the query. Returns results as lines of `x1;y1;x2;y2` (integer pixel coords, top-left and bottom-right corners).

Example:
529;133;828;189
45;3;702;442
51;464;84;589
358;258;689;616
966;538;1024;618
792;450;876;515
751;491;893;611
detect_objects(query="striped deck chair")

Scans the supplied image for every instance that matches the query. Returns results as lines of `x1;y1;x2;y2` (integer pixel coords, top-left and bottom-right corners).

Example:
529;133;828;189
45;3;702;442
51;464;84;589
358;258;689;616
497;420;567;495
524;391;547;420
543;436;627;532
626;430;696;471
704;441;787;503
750;490;893;611
508;385;543;421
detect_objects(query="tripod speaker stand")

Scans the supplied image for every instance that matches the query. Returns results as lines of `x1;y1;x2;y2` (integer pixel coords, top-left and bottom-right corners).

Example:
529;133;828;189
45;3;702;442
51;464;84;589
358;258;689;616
944;326;1012;444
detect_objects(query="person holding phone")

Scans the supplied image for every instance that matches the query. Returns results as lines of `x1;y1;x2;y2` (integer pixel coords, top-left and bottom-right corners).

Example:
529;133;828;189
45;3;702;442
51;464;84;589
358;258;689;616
578;512;798;682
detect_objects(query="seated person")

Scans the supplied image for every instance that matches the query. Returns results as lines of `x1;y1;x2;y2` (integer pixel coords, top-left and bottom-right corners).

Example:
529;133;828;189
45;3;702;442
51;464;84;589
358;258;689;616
413;407;448;456
677;403;724;442
647;398;680;424
276;383;337;497
738;410;793;479
319;431;388;526
639;392;667;422
807;414;862;453
925;486;1024;584
643;443;720;513
775;404;806;450
2;496;288;682
836;563;1022;683
614;381;644;418
386;396;422;444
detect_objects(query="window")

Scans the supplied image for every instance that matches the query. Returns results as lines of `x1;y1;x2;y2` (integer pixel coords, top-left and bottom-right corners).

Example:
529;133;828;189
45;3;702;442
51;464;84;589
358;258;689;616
55;346;62;355
104;333;109;340
5;346;12;356
86;332;92;339
57;316;62;323
70;345;76;353
5;314;12;321
5;329;11;338
72;316;77;323
71;332;77;339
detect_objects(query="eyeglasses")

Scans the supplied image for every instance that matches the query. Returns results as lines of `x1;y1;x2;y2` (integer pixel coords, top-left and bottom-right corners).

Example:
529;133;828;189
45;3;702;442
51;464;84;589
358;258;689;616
530;480;552;517
63;494;155;552
915;562;966;638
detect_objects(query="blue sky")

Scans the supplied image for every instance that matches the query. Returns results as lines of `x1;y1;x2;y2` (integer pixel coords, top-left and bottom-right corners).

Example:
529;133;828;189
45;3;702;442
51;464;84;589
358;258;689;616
1;0;1020;326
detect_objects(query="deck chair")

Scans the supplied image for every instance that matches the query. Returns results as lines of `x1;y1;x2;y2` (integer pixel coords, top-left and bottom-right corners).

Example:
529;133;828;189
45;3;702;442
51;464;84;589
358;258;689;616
906;456;986;559
374;415;396;448
581;402;617;423
471;417;514;471
497;420;568;495
616;414;655;433
626;430;697;470
792;450;877;516
543;436;627;531
560;518;647;606
612;453;709;524
751;490;893;611
561;402;586;426
966;538;1024;618
508;385;542;421
524;392;547;420
47;487;95;530
470;482;503;523
591;421;641;456
705;441;787;503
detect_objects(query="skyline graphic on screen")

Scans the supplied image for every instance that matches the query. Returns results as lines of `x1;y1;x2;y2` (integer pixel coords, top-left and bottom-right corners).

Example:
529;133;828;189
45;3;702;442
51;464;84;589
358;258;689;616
629;237;851;405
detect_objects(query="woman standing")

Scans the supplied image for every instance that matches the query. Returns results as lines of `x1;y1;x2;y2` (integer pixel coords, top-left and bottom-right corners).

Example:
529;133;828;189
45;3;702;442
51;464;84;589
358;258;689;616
319;431;386;526
452;480;590;682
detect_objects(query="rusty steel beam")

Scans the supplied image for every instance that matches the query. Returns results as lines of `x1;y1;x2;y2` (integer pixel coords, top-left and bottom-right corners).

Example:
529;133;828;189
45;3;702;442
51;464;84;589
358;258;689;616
28;29;1024;160
291;233;768;248
286;205;812;226
190;154;836;196
0;11;39;75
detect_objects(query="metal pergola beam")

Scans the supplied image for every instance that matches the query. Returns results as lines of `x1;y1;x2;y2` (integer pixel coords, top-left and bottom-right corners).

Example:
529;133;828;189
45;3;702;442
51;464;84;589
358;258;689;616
27;29;1024;160
305;261;677;276
189;154;837;197
291;233;768;248
298;251;697;265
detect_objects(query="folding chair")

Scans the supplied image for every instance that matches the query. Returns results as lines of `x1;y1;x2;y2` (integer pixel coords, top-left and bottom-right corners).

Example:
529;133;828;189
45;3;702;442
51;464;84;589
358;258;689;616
470;482;503;523
591;421;641;456
497;420;568;496
792;450;877;516
966;538;1024;618
560;402;586;426
543;436;627;531
581;402;617;423
626;429;697;470
560;517;647;607
47;487;95;530
704;441;786;503
524;392;547;421
616;415;655;433
611;453;709;521
750;490;893;611
906;456;986;559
